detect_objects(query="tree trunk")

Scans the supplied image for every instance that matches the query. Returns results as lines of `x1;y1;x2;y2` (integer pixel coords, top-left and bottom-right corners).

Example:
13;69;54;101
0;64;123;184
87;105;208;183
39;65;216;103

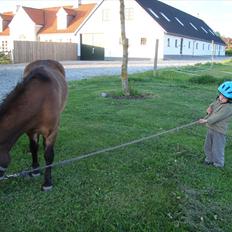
119;0;130;96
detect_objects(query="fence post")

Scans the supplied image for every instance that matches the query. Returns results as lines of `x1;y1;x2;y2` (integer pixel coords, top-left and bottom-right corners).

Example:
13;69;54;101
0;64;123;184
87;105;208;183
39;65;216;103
153;39;159;77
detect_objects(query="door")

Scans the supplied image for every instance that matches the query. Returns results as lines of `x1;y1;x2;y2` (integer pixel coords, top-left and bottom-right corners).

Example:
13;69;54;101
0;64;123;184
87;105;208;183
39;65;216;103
80;33;104;60
180;38;183;55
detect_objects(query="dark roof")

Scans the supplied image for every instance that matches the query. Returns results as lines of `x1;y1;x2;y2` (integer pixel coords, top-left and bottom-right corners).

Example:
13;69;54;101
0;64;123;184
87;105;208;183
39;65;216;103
135;0;226;45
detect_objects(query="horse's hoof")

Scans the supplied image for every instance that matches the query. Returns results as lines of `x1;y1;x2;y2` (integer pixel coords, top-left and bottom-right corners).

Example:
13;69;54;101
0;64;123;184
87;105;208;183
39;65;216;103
42;185;53;192
31;172;41;177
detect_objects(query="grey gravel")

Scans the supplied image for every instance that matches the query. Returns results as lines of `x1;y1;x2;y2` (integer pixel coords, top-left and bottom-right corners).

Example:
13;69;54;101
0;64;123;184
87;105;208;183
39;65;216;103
0;57;229;101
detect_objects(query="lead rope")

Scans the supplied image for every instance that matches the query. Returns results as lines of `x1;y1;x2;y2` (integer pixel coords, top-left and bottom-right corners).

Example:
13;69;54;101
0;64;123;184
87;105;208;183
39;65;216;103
1;120;198;181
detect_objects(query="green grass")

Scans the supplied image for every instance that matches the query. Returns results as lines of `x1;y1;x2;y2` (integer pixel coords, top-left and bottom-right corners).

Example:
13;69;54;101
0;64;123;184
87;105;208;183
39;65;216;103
1;60;232;231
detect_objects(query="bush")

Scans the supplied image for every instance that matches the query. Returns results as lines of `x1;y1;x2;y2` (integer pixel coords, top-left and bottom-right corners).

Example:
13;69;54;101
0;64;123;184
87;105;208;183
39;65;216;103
0;51;11;64
226;49;232;56
189;75;218;84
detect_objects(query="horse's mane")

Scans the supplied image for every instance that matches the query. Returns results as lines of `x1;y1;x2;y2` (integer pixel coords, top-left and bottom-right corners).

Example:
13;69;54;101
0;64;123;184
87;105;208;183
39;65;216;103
0;67;51;119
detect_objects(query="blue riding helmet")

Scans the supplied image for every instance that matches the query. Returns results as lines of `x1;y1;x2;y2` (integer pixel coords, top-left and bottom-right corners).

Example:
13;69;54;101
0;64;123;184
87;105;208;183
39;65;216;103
218;81;232;99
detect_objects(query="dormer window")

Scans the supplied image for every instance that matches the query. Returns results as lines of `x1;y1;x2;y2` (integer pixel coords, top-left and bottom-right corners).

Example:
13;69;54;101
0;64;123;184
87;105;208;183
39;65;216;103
148;8;159;18
56;7;70;30
175;17;184;26
190;22;198;31
160;12;170;22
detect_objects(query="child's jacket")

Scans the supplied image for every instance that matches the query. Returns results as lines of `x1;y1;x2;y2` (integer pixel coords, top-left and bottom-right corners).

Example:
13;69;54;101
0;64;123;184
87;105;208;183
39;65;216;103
206;99;232;134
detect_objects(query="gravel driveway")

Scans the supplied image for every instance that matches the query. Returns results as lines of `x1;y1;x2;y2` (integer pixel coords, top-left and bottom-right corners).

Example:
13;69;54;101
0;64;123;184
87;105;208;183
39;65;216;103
0;57;229;101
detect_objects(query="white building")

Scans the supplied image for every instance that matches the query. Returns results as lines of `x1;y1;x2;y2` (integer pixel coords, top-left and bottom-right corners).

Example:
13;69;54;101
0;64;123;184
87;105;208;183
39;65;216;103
76;0;226;60
0;12;13;53
0;3;97;53
0;0;226;60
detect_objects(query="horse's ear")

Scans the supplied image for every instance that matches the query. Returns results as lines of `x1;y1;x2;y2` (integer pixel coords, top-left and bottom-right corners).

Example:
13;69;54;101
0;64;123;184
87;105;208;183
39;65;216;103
26;67;51;82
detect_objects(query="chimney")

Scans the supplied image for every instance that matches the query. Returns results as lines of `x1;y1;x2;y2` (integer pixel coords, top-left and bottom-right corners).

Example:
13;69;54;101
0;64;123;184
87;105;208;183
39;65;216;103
73;0;81;8
15;5;21;13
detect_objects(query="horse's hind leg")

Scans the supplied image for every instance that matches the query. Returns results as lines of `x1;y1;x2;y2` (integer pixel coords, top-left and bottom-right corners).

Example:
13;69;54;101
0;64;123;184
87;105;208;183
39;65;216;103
42;130;57;191
27;132;40;177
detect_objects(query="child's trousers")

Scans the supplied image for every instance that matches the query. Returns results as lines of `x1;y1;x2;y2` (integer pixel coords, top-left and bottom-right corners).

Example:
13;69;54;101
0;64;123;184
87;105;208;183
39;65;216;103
204;128;226;167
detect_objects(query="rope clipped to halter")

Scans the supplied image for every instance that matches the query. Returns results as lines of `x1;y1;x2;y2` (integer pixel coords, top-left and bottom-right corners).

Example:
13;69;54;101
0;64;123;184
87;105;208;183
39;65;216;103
0;120;198;181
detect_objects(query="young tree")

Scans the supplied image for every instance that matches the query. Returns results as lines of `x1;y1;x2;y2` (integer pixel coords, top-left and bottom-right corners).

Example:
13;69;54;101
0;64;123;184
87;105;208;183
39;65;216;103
119;0;130;96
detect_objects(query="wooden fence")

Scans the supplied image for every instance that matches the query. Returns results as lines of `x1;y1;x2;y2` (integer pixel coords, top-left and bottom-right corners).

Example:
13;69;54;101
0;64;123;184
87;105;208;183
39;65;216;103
13;40;78;63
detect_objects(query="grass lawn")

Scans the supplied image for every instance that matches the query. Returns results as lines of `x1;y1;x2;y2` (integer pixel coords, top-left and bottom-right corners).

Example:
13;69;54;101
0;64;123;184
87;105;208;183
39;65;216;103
1;60;232;231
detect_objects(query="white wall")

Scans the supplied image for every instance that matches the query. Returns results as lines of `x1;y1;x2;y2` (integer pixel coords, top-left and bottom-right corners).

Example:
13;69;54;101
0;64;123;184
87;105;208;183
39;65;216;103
77;0;165;59
164;34;225;56
9;7;38;41
39;33;76;43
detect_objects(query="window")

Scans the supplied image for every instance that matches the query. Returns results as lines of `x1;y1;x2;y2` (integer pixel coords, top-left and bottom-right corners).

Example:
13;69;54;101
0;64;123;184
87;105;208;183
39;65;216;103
167;38;170;47
190;22;198;31
125;8;134;20
0;40;8;52
209;29;215;36
140;38;147;45
160;12;170;22
202;43;205;50
188;41;191;49
208;44;210;50
201;26;208;34
148;8;159;18
102;9;110;22
196;42;198;49
175;39;178;48
175;17;184;26
119;38;122;45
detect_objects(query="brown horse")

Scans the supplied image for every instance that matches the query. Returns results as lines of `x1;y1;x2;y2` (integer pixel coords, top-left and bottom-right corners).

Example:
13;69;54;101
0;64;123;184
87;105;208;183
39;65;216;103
0;60;68;191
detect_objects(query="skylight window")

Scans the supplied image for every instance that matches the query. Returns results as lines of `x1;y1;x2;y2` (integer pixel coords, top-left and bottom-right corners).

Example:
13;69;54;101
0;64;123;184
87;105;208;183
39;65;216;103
190;22;198;31
160;12;170;22
175;17;184;26
209;29;215;36
201;26;208;34
148;8;159;18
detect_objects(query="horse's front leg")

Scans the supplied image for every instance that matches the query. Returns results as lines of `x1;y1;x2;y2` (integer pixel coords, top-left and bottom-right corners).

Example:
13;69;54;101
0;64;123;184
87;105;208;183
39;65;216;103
0;151;11;180
27;132;40;177
42;130;57;191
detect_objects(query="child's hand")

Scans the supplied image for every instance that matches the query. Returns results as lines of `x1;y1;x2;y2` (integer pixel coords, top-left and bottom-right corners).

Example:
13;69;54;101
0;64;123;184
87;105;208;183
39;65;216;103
198;119;207;124
207;106;212;115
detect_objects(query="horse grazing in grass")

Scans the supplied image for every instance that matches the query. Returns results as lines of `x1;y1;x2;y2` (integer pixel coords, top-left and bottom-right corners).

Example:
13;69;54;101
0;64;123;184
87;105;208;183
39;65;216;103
0;60;68;191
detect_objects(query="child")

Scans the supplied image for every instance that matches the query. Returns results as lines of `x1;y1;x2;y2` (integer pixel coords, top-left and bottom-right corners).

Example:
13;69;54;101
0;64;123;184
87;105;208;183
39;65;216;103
198;81;232;167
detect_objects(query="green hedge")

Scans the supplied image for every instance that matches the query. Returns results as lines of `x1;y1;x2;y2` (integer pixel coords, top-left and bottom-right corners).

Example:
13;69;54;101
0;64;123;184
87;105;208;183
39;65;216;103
0;52;11;64
226;49;232;56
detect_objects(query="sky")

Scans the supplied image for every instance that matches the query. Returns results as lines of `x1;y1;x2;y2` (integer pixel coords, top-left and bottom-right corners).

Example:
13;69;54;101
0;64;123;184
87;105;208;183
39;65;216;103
0;0;231;38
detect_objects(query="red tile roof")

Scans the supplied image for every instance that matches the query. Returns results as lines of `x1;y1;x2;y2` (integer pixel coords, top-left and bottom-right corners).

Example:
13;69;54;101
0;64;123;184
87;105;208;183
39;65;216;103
0;12;14;36
22;7;45;25
39;4;96;34
0;4;96;36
